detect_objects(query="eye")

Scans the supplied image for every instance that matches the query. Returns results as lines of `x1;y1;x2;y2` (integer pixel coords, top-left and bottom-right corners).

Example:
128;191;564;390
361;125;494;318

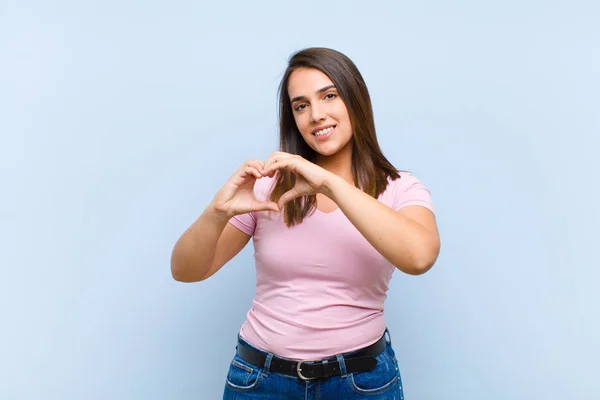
294;104;307;112
325;93;337;100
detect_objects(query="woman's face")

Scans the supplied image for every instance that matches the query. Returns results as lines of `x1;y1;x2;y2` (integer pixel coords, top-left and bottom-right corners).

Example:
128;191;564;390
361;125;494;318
288;67;353;158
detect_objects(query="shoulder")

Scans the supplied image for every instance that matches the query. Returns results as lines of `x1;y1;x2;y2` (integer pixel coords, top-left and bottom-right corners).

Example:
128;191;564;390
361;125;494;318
387;171;421;185
384;171;428;192
382;171;435;213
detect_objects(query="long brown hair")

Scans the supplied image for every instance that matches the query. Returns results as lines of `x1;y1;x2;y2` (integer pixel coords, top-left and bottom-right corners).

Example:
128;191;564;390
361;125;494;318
270;47;401;226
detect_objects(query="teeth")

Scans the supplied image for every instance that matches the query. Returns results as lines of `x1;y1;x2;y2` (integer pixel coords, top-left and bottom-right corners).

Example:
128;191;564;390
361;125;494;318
315;126;334;136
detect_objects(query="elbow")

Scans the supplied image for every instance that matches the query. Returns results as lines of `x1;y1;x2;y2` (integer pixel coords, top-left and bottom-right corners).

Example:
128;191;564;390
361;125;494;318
170;260;188;282
170;252;206;283
405;258;436;275
392;256;434;275
170;249;186;281
171;265;190;282
171;263;206;282
398;239;440;275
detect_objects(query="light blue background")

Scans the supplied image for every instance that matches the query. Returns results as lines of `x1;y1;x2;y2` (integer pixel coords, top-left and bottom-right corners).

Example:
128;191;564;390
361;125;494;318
1;1;598;399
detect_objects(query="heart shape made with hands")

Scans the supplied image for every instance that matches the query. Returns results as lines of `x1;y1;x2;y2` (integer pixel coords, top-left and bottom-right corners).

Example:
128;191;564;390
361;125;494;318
260;151;332;209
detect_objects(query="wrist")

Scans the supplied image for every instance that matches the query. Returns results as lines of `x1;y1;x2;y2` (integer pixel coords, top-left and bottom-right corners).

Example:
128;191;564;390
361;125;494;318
206;202;233;223
320;172;345;200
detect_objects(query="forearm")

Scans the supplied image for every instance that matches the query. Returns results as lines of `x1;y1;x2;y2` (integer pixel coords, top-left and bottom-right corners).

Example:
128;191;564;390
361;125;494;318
170;205;229;282
323;175;439;275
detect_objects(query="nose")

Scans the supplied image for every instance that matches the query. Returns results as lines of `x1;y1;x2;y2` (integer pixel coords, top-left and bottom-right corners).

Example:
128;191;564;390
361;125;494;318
310;103;326;123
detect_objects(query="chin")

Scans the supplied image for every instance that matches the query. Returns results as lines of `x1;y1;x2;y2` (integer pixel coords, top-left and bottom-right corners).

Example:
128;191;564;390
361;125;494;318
313;146;342;158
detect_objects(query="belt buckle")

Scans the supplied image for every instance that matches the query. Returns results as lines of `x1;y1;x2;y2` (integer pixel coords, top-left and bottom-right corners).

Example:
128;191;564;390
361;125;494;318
296;360;317;381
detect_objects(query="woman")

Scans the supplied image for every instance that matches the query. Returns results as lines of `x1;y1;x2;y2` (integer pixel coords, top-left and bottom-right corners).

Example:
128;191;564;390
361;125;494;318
171;47;440;399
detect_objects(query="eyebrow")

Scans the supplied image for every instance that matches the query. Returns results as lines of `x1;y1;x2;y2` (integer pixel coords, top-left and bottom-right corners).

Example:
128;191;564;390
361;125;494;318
290;85;337;104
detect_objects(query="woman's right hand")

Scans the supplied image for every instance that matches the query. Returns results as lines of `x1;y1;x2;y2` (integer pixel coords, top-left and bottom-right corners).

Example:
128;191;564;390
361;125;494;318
210;159;280;219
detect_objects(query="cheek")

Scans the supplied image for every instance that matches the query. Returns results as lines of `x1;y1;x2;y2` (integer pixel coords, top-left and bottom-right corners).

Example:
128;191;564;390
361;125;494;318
336;105;351;125
294;114;310;134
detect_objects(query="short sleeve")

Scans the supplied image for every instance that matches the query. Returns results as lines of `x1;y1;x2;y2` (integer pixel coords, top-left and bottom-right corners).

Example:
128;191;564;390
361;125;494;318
390;173;435;214
229;212;256;236
226;175;276;236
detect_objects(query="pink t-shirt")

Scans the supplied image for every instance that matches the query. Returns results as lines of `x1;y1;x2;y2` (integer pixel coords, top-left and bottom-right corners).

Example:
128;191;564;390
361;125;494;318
228;172;435;360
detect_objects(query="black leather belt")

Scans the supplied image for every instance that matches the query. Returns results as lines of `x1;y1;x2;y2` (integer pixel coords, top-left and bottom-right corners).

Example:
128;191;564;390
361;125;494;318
236;334;387;381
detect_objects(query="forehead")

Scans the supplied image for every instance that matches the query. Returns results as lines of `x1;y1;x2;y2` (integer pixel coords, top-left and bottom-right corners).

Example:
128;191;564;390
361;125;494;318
288;67;334;97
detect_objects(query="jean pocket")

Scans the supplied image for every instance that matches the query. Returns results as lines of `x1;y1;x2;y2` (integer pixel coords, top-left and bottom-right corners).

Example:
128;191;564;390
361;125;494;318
225;355;262;392
347;349;399;395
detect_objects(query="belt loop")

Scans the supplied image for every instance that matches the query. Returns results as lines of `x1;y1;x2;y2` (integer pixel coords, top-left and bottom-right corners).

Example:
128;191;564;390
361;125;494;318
262;353;274;378
335;354;347;378
384;327;392;346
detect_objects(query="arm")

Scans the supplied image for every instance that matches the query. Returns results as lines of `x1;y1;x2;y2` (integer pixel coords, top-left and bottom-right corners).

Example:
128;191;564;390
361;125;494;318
260;152;440;275
170;159;278;283
170;206;251;282
323;175;440;275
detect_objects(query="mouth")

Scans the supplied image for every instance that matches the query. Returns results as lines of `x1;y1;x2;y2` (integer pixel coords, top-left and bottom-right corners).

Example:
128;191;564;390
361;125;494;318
312;125;336;137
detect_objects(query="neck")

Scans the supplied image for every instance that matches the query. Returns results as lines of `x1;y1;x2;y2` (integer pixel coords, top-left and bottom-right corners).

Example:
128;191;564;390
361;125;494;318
316;143;354;185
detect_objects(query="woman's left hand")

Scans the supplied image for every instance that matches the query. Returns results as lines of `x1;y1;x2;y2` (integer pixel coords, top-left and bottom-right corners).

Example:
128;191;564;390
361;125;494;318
261;151;334;209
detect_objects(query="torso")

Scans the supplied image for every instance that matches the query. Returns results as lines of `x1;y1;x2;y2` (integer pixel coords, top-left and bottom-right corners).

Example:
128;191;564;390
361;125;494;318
228;172;435;360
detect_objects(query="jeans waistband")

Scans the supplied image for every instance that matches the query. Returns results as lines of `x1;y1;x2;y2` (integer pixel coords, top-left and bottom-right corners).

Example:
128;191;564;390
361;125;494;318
237;327;392;361
235;328;392;381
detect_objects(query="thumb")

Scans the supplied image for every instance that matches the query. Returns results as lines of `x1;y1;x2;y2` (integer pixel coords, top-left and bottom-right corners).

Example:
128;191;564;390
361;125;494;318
278;189;302;209
252;200;281;213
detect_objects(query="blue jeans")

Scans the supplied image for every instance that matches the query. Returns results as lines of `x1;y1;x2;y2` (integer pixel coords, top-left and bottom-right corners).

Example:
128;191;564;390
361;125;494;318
222;329;405;399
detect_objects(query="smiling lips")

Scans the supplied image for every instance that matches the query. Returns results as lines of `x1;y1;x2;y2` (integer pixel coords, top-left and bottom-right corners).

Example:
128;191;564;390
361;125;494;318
314;126;334;136
313;125;336;141
313;125;336;140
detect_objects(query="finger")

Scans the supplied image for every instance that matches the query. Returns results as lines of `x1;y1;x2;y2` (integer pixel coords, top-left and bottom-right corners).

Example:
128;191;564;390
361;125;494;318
278;188;302;209
263;158;293;175
243;166;262;179
262;153;291;174
251;201;280;213
261;157;277;174
245;159;265;171
252;159;266;169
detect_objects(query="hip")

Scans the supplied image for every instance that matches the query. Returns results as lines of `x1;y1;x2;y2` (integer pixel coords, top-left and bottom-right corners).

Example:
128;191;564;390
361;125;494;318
223;328;405;399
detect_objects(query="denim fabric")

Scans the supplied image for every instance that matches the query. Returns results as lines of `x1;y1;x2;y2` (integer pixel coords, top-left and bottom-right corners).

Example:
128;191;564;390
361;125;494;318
222;329;404;399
